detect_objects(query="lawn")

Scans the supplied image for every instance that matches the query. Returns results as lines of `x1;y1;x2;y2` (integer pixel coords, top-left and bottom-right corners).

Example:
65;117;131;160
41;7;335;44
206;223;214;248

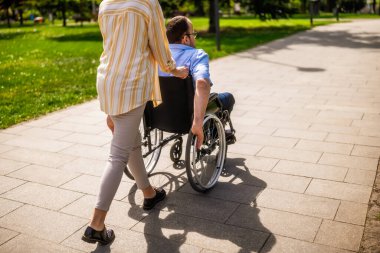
0;16;336;128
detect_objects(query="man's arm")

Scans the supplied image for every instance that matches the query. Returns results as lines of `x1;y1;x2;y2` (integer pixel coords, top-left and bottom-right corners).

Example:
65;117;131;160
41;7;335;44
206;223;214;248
192;78;211;149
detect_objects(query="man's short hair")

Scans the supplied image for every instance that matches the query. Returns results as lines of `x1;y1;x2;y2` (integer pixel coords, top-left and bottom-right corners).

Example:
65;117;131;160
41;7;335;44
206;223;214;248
166;16;189;44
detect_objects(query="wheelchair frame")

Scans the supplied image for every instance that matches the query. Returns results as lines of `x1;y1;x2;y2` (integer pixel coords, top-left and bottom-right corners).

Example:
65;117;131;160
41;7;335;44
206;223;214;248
124;76;235;192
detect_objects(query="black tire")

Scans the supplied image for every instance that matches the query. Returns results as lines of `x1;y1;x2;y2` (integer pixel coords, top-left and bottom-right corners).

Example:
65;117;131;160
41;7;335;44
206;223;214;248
124;126;163;180
185;114;226;192
170;138;183;163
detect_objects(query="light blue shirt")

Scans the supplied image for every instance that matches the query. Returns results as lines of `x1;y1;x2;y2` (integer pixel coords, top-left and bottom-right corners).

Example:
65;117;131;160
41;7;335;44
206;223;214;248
159;44;212;86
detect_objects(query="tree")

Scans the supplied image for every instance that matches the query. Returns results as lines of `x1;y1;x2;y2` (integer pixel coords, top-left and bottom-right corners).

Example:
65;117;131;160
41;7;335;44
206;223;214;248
59;0;67;26
0;0;14;27
194;0;205;16
208;0;216;32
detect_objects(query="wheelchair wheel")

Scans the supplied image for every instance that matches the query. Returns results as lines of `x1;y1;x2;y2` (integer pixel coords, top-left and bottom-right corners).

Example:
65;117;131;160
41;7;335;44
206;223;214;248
124;124;163;180
170;138;183;163
185;114;226;192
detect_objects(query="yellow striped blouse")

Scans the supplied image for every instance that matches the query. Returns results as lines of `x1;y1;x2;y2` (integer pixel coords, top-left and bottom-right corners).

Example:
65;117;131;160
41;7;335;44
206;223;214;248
96;0;176;115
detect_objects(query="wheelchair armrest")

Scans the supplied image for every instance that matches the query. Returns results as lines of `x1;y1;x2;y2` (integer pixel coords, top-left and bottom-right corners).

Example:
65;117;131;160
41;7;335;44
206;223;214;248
206;93;223;114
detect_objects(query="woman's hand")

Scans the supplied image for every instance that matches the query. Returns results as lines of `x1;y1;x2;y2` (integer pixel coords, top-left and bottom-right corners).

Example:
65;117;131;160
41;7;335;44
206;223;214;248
106;115;114;134
171;66;189;79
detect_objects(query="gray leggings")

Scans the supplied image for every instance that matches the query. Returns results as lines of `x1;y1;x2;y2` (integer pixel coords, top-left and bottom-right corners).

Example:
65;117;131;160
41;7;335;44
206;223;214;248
95;104;150;211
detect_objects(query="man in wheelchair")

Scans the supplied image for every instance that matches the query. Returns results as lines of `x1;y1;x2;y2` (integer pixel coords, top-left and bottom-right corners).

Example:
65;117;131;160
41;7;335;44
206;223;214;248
159;16;236;147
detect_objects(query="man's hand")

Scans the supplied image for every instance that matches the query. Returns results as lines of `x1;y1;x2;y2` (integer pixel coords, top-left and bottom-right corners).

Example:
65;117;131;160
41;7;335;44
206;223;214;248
191;122;204;150
106;115;114;134
171;66;189;79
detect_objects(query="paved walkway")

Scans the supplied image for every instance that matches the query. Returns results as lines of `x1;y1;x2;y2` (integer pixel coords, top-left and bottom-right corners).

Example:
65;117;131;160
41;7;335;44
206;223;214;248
1;19;380;253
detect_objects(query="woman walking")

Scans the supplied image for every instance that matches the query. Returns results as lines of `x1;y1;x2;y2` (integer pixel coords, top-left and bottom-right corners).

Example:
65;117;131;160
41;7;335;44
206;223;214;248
82;0;188;245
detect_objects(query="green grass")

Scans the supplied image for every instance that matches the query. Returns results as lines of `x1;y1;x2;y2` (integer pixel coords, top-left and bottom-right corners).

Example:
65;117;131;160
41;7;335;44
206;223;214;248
0;17;336;128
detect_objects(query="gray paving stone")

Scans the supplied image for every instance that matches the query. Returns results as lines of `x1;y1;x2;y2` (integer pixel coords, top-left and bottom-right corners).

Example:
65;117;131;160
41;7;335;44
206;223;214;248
261;234;353;253
259;119;310;130
0;176;25;195
0;205;87;243
18;127;72;140
180;181;263;205
2;182;83;210
226;205;321;242
335;201;368;226
7;164;80;186
234;125;276;136
319;153;378;171
59;115;103;125
57;157;105;177
326;133;380;147
273;128;327;141
309;123;360;135
257;147;322;163
0;198;23;218
132;210;269;253
351;145;380;159
272;160;348;181
22;118;57;127
155;191;239;223
0;234;82;253
224;153;279;172
59;132;110;146
306;179;372;203
344;168;376;186
297;117;353;127
59;144;109;160
0;228;18;246
227;143;263;156
0;144;15;154
63;224;202;253
315;220;364;251
256;188;340;219
236;170;311;193
4;136;73;152
47;121;105;134
0;158;28;176
60;174;135;201
0;133;18;143
295;140;353;155
240;134;298;148
0;148;77;168
61;195;146;229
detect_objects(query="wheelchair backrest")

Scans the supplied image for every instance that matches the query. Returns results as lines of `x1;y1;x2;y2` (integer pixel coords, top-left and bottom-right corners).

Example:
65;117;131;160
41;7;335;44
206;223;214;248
144;76;194;134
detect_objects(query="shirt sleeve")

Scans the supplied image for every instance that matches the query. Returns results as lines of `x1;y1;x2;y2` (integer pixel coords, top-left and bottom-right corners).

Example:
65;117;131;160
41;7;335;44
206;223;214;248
148;0;176;73
191;49;212;85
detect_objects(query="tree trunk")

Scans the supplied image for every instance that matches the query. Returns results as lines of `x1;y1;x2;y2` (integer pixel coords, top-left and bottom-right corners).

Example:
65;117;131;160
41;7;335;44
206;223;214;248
373;0;376;13
194;0;205;16
6;8;11;28
208;0;216;33
19;9;23;25
301;0;307;13
61;0;67;27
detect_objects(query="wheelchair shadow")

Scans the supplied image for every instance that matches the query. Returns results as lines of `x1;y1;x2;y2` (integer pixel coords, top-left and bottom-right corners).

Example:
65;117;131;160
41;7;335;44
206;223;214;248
126;156;275;253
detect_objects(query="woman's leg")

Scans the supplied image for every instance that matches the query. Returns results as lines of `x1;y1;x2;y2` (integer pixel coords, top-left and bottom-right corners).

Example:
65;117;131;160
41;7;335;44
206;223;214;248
90;104;147;230
127;131;156;198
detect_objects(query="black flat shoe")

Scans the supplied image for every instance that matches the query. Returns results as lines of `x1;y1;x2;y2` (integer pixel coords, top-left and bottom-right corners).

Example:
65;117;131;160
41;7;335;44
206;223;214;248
143;188;166;210
81;226;115;245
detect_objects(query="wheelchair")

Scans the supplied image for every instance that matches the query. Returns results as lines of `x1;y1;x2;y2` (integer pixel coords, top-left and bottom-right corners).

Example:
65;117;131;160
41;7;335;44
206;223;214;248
124;76;236;192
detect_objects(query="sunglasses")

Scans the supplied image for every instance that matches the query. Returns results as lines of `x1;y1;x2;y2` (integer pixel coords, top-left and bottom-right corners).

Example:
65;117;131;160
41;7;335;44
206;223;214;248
185;32;198;39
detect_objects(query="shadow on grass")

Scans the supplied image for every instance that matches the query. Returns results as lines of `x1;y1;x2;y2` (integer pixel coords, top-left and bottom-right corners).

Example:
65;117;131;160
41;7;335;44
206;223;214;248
0;30;40;40
48;31;102;42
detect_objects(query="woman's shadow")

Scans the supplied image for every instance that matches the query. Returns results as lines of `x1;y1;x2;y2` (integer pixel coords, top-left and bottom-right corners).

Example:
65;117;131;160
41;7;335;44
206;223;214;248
124;156;276;253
